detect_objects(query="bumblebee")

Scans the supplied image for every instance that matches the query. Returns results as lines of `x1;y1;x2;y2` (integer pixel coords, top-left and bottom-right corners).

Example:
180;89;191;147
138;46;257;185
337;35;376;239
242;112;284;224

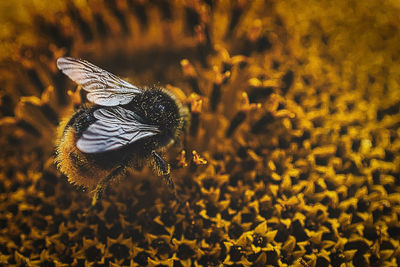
55;57;189;204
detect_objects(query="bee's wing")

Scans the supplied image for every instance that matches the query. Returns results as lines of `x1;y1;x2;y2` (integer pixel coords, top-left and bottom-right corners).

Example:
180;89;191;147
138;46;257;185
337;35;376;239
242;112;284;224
57;57;141;106
77;106;160;153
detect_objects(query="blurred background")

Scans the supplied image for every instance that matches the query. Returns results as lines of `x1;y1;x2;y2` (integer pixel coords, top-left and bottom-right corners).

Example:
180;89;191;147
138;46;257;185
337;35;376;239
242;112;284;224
0;0;399;266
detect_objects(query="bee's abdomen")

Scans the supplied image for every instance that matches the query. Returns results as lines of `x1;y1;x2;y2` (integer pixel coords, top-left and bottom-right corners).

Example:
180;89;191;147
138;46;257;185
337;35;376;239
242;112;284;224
56;107;116;188
55;125;110;188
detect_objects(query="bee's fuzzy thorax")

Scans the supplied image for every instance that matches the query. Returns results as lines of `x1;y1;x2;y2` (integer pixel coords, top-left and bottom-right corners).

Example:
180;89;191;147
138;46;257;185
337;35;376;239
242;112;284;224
125;86;190;149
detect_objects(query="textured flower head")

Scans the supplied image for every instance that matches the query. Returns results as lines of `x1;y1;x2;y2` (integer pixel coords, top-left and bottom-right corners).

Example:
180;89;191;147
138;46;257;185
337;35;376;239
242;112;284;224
0;0;400;266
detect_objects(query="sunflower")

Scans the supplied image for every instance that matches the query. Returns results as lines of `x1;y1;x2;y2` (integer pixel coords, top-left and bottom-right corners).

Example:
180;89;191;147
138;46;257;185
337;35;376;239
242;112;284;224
0;0;399;266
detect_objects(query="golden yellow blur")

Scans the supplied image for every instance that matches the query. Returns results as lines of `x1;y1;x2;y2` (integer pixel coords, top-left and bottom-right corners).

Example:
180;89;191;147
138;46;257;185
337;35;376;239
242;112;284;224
0;0;399;266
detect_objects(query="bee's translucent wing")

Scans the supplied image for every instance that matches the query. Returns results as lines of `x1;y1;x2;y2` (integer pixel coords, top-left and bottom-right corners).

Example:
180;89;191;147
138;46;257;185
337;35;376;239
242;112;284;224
77;106;160;153
57;57;141;106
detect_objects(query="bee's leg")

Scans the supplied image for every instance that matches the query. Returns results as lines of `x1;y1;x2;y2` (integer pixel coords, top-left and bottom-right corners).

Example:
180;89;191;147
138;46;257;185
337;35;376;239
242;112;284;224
151;151;172;187
151;151;181;203
92;165;126;206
